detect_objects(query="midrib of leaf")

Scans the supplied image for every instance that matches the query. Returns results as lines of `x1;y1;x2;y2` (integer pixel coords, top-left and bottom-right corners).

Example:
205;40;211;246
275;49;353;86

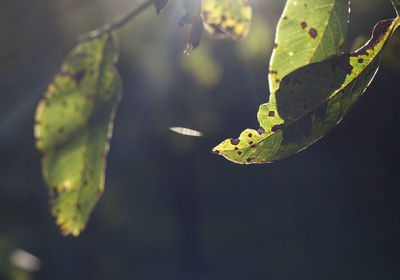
72;34;113;226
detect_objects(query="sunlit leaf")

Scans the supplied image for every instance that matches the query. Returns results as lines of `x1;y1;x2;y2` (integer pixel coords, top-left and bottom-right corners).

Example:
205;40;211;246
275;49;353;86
269;0;350;95
201;0;252;40
34;32;122;236
213;16;400;164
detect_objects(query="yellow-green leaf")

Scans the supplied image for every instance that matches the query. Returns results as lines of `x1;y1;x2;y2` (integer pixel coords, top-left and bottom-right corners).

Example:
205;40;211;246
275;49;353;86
34;32;122;236
201;0;252;40
269;0;350;96
213;15;400;164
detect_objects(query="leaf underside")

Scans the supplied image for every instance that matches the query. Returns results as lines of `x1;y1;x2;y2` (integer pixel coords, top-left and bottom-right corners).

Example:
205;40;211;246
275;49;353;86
201;0;252;40
213;17;400;164
180;0;204;53
34;32;122;236
269;0;350;96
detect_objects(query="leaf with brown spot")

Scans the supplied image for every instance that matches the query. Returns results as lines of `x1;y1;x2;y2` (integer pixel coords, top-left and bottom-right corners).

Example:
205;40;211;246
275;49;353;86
213;11;400;164
269;0;350;96
201;0;252;40
34;32;122;236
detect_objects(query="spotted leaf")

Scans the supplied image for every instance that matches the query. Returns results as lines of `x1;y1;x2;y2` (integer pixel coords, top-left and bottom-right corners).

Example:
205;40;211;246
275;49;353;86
34;32;122;236
201;0;252;40
269;0;350;96
213;15;400;164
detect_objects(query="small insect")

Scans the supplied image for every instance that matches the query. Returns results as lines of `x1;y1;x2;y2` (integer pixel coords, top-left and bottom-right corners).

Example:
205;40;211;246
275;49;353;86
169;127;203;137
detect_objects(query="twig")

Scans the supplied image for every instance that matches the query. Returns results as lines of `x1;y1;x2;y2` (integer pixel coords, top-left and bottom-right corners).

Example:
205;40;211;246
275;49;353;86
78;0;153;41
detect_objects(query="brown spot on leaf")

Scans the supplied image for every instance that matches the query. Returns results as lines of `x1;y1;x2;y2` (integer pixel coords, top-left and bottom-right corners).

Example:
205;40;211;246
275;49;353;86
230;138;240;145
51;188;59;199
234;147;238;151
238;151;242;155
246;157;254;162
358;58;364;63
257;127;265;135
212;150;220;154
248;133;252;138
309;28;318;38
210;23;224;35
352;19;393;56
330;56;353;75
268;111;275;117
249;141;253;145
301;22;307;29
273;43;278;49
74;70;85;86
271;124;284;132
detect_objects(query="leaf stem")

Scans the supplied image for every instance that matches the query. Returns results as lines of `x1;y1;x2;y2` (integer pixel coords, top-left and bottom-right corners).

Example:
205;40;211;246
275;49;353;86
392;0;400;16
109;0;153;30
79;0;153;41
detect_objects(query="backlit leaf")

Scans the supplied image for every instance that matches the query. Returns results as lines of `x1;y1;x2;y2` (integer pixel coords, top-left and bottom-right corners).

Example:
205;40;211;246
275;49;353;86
201;0;252;40
34;32;122;236
269;0;350;95
213;15;400;164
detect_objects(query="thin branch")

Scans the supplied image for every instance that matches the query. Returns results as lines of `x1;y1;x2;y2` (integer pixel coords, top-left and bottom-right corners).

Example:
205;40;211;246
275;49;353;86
109;0;153;30
392;0;400;16
79;0;153;41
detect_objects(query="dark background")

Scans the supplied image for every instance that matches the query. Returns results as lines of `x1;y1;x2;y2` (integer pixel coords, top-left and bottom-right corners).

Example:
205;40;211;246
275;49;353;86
1;0;400;279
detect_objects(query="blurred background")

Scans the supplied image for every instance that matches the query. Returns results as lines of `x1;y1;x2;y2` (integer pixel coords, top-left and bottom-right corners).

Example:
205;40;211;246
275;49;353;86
1;0;400;279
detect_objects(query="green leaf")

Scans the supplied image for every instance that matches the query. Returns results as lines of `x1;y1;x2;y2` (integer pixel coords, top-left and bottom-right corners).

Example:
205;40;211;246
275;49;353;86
201;0;252;40
213;16;400;164
34;32;122;236
269;0;350;95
